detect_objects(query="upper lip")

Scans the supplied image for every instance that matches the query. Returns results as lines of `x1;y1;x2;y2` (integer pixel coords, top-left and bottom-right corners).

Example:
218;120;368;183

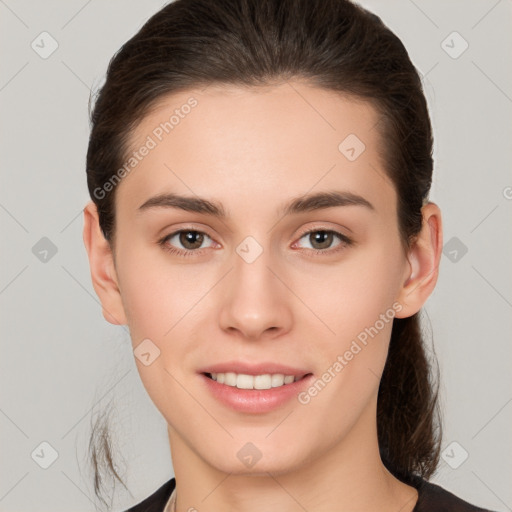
198;361;312;377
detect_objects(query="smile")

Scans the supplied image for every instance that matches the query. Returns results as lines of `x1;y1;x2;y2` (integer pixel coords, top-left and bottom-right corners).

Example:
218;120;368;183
205;372;306;390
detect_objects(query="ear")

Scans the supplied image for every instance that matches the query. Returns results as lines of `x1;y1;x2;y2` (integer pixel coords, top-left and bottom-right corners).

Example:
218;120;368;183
395;202;443;318
82;201;127;325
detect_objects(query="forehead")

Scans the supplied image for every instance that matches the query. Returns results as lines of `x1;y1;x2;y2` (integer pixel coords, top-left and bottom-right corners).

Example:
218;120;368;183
117;81;395;220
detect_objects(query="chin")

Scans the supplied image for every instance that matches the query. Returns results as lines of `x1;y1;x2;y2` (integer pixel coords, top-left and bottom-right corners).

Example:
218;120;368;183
202;441;311;476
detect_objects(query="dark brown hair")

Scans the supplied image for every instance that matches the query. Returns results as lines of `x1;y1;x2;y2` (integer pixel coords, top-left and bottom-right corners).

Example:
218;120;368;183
86;0;441;505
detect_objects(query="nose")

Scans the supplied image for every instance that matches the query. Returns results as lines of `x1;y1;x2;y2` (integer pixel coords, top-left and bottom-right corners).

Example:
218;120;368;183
218;240;293;342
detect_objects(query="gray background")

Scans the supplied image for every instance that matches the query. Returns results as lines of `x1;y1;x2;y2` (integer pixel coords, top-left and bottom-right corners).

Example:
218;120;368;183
0;0;511;511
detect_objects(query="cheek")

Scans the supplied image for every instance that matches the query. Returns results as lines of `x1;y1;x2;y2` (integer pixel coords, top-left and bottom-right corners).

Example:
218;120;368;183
114;241;210;342
293;251;401;441
294;240;404;420
307;242;405;347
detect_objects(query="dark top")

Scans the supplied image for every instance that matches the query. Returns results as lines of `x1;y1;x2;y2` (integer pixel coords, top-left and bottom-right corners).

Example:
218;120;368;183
125;475;497;512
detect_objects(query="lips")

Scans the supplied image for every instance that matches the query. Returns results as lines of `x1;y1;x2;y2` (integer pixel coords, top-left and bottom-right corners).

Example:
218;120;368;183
198;361;311;377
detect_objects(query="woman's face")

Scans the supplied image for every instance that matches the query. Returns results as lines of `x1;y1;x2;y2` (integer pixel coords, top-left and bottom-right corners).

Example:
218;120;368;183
94;82;426;475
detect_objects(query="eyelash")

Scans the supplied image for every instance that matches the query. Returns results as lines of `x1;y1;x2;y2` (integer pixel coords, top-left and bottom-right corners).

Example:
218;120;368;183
158;227;353;258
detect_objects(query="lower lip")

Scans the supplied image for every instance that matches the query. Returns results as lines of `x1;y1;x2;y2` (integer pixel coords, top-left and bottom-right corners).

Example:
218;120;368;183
200;373;314;414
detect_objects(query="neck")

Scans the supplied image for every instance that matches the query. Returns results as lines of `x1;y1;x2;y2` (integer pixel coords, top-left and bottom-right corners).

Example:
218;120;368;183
167;398;418;512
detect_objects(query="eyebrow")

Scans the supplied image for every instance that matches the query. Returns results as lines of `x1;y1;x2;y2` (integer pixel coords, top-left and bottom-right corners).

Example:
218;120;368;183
137;190;375;218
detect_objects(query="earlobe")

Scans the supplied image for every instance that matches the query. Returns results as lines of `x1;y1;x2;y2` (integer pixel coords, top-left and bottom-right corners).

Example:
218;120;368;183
395;202;443;318
82;201;128;326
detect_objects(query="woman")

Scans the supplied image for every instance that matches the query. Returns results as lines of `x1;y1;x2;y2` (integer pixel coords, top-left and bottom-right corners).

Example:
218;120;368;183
82;0;497;510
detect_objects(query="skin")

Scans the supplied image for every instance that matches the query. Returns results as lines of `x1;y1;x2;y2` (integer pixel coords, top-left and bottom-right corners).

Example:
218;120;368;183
83;81;442;512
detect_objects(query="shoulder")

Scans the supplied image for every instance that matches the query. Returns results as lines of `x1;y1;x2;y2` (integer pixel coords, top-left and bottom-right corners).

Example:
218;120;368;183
124;477;176;512
413;478;498;512
122;476;498;512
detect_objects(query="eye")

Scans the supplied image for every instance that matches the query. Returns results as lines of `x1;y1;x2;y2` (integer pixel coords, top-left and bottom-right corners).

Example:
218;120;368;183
159;229;216;256
158;227;353;258
294;228;353;255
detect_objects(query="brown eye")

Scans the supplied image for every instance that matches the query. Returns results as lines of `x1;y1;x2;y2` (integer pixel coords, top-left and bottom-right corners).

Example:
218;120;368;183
160;229;215;256
178;230;205;250
308;231;334;250
294;229;353;255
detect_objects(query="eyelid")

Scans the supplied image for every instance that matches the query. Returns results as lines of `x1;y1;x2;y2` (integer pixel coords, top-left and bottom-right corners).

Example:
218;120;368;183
295;223;351;239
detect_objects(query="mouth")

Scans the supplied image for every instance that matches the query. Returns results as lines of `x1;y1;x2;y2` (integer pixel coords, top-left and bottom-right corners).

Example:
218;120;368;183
202;372;311;390
199;365;315;413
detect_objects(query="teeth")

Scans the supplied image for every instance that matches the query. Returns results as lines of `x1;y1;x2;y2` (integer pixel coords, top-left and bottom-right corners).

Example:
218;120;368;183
209;372;301;389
